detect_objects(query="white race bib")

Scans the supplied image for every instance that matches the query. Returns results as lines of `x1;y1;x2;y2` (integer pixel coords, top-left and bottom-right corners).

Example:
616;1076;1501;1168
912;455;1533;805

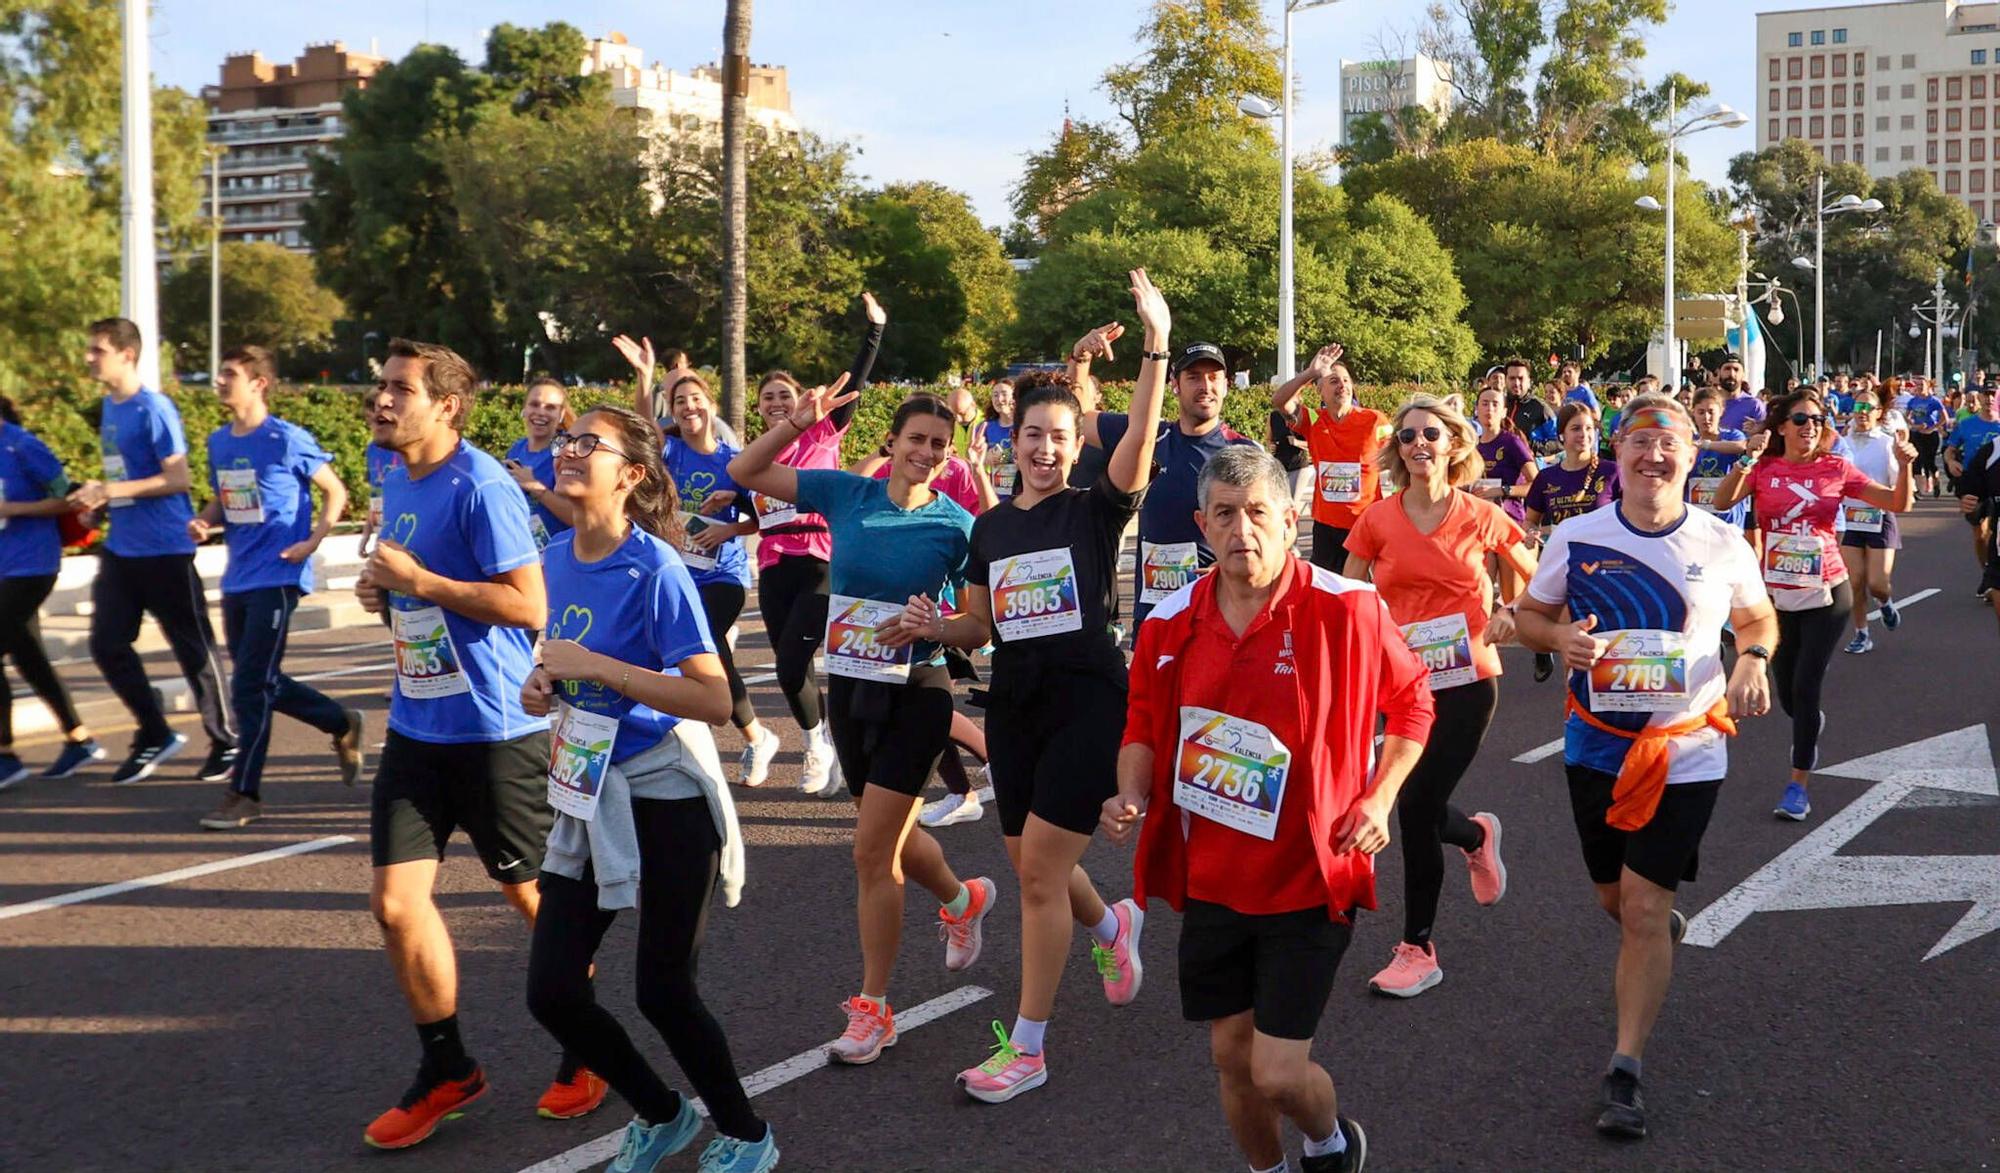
367;492;385;533
216;467;265;526
1689;477;1724;511
1316;460;1364;504
528;512;552;551
391;604;471;698
0;481;8;532
752;492;798;530
824;593;912;682
993;462;1019;497
1587;629;1690;713
1472;477;1502;496
1763;531;1825;589
1173;706;1292;841
102;452;133;508
678;512;719;571
1840;499;1884;533
989;547;1083;642
1139;540;1200;605
547;701;621;821
1399;613;1478;690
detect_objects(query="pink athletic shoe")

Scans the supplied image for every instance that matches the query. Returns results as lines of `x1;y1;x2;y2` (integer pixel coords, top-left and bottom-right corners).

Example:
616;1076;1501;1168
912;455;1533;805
1368;941;1442;998
956;1021;1048;1104
1091;898;1145;1006
826;996;897;1065
939;877;996;971
1464;811;1507;906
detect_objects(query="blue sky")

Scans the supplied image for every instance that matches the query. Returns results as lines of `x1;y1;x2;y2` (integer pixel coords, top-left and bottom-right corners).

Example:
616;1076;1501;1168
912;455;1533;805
148;0;1870;228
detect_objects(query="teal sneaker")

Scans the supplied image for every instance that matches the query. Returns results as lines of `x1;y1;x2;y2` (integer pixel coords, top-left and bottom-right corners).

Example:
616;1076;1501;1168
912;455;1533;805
609;1098;703;1173
698;1125;780;1173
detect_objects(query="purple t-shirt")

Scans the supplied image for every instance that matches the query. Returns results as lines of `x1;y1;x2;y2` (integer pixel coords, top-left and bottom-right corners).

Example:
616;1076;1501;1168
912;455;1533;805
1477;432;1534;520
1525;459;1620;525
1720;392;1767;435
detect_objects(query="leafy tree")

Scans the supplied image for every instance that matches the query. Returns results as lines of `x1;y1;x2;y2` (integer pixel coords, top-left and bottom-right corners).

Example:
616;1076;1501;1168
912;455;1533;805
1416;0;1546;142
1531;0;1668;155
1008;117;1126;244
483;22;606;116
849;182;1016;378
1103;0;1282;142
160;242;346;371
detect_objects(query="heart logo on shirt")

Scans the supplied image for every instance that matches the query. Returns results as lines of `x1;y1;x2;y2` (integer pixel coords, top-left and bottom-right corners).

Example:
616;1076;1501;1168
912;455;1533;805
389;513;418;547
555;604;594;644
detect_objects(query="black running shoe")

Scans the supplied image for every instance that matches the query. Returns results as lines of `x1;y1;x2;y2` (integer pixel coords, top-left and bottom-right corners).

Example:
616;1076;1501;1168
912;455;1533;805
112;731;189;785
197;742;239;782
1596;1069;1647;1140
1533;651;1556;683
1300;1115;1368;1172
1669;908;1688;946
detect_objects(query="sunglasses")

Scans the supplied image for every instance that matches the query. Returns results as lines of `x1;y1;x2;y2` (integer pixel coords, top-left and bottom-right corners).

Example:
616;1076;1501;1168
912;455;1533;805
1397;425;1445;445
1787;412;1825;428
1853;400;1879;410
552;431;637;461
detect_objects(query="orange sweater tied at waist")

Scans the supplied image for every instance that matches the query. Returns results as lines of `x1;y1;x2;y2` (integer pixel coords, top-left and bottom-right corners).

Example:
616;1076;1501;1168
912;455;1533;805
1566;695;1737;831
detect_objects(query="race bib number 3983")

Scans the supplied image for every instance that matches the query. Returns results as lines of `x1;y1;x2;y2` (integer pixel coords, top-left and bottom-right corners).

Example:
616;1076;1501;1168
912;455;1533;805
989;547;1083;642
1174;707;1292;841
824;594;913;682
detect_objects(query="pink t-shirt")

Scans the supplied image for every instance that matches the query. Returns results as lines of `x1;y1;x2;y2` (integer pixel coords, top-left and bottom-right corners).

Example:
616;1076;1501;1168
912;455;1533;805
871;455;982;514
755;416;847;571
1746;454;1871;608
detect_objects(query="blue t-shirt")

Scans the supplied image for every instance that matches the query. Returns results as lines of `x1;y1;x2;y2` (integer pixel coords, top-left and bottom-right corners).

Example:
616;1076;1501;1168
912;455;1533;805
100;388;195;557
1947;416;2000;464
1095;412;1258;592
1690;428;1748;527
793;469;973;665
383;439;548;744
207;418;331;595
1564;384;1600;413
663;436;752;589
1906;395;1947;432
0;422;67;579
504;438;571;550
366;444;401;490
543;528;716;763
980;419;1017;501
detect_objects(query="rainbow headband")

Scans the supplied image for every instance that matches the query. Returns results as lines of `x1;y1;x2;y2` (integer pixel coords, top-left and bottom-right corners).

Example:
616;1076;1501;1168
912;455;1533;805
1617;406;1689;435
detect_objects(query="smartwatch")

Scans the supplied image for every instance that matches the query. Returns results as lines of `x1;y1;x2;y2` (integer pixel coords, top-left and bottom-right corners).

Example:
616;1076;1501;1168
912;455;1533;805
1741;644;1772;661
1142;350;1172;362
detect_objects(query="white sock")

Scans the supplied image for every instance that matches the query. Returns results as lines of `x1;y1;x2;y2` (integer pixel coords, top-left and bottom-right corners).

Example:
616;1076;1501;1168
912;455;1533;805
1855;625;1870;637
1302;1121;1347;1157
1089;906;1120;946
1010;1015;1046;1055
1251;1161;1290;1173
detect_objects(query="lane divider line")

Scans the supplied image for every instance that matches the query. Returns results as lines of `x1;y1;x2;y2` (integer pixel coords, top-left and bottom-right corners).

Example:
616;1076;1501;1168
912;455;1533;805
0;835;355;923
1867;587;1939;622
1514;737;1565;764
516;984;995;1173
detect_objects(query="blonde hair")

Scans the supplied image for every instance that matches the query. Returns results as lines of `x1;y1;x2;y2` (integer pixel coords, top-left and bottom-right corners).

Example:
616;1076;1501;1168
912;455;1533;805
1378;394;1482;491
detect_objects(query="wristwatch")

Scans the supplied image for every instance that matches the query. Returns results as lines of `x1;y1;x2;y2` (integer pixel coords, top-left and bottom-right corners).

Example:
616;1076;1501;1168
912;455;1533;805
1142;350;1172;362
1741;644;1772;661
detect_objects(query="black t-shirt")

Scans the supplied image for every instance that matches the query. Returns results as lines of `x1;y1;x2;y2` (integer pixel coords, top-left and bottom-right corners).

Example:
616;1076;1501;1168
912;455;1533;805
967;475;1141;676
1511;396;1551;440
1068;439;1111;490
1269;408;1310;471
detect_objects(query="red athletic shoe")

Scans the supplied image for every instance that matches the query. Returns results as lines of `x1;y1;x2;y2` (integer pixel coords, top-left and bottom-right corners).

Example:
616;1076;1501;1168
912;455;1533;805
363;1066;487;1150
535;1063;609;1120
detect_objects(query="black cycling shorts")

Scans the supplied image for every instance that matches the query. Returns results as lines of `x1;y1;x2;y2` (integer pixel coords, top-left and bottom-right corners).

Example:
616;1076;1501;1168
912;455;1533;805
1178;900;1353;1041
985;669;1125;837
371;728;553;885
828;662;956;799
1566;765;1721;891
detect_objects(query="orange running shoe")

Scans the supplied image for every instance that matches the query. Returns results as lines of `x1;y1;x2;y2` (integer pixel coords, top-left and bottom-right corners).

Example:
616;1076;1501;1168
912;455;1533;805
536;1061;609;1120
363;1065;487;1150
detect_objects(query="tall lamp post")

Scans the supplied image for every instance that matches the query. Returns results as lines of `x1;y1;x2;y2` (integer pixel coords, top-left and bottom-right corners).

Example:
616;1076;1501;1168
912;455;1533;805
1910;267;1960;386
1238;0;1347;383
1747;273;1805;379
1788;175;1884;380
120;0;162;388
206;145;224;382
1633;81;1747;386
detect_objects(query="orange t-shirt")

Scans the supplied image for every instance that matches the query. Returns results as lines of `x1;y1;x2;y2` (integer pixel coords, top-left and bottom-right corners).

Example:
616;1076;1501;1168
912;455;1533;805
1343;491;1523;685
1292;407;1388;529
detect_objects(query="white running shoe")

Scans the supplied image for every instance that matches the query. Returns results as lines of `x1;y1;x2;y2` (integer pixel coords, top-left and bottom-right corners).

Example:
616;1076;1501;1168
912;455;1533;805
920;791;984;827
800;725;840;796
738;727;780;788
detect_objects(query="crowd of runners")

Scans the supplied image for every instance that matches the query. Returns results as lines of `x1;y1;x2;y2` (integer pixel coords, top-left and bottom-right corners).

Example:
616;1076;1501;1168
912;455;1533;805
1;293;1996;1173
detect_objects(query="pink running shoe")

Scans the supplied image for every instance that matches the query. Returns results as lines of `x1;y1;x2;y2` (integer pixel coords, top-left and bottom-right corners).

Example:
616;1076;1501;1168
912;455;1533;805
1464;811;1507;906
1368;941;1442;998
939;877;996;971
1091;898;1145;1006
956;1021;1048;1104
826;996;897;1065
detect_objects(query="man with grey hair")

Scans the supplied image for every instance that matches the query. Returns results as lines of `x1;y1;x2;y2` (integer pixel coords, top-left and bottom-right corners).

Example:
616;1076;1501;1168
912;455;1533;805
1103;444;1434;1173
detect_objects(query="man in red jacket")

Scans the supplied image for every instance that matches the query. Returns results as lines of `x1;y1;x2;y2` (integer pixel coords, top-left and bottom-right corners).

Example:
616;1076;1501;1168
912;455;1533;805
1102;446;1433;1173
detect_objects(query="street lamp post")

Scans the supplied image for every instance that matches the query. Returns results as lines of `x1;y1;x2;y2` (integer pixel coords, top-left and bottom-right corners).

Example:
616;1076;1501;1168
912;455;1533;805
1633;83;1747;385
207;146;224;383
1791;175;1885;380
1910;267;1960;386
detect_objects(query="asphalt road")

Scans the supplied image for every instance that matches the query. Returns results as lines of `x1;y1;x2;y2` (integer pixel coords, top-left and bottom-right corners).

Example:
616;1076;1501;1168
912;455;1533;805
3;496;1996;1172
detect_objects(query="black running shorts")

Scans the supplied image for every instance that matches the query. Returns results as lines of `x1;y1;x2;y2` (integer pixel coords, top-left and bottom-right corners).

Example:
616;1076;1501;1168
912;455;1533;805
827;662;956;799
371;728;553;884
1566;765;1721;891
984;670;1125;837
1178;900;1352;1041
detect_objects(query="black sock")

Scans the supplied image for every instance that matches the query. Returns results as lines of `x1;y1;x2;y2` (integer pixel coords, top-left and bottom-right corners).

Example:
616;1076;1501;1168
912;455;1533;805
416;1015;473;1079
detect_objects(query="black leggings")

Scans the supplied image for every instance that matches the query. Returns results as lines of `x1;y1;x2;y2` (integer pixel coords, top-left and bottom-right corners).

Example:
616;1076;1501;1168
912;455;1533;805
697;581;757;730
1310;522;1351;572
1396;676;1498;947
525;797;763;1141
757;555;828;730
1773;581;1852;773
0;575;83;746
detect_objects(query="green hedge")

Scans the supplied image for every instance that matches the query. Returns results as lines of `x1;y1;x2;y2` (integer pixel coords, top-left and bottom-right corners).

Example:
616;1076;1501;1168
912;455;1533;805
26;377;1427;520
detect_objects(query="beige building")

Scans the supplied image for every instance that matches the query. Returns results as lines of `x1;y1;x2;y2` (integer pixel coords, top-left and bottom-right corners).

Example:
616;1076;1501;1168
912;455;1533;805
1338;54;1454;146
1757;0;2000;221
202;42;386;253
581;33;799;148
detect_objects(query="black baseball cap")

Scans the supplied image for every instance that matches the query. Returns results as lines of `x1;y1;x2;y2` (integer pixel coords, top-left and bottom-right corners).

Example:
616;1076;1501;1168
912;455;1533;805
1169;342;1227;376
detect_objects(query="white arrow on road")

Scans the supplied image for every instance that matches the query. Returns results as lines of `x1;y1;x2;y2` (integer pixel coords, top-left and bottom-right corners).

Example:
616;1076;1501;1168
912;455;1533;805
1684;725;1998;960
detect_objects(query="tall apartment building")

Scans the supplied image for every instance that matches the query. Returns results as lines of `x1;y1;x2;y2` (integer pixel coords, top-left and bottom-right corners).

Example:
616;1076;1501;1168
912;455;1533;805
1757;0;2000;222
1338;55;1455;145
581;33;800;146
202;42;385;253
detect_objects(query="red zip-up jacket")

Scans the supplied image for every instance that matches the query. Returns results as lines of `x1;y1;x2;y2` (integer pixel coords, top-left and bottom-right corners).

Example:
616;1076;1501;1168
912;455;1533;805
1123;556;1436;922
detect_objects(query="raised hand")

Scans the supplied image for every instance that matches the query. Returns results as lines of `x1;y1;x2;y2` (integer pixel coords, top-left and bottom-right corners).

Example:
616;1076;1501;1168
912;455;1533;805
1130;268;1171;340
1307;343;1345;379
1071;322;1126;364
611;334;656;388
1744;430;1771;458
862;291;887;326
784;372;856;432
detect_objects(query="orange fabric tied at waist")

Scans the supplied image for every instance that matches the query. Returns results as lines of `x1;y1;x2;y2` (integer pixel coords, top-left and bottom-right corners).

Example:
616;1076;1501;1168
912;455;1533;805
1566;696;1737;831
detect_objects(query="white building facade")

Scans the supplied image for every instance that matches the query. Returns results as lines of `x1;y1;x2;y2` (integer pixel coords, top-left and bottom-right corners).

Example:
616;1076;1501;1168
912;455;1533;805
1338;55;1454;145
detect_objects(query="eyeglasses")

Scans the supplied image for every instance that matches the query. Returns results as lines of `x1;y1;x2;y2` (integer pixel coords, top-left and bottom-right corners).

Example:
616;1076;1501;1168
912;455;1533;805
552;431;637;461
1787;412;1825;428
1397;426;1445;445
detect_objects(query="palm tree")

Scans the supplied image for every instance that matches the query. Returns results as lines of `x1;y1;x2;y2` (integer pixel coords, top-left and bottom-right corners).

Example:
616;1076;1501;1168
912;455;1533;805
719;0;752;435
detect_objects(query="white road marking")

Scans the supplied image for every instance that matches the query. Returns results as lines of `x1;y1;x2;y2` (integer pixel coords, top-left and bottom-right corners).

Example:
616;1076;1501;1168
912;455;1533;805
1513;737;1566;764
292;661;396;683
0;835;355;923
1866;587;1939;622
515;984;994;1173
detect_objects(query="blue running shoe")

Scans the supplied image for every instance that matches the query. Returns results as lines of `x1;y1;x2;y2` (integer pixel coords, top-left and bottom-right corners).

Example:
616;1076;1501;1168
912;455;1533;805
1843;630;1873;655
41;739;105;779
1880;597;1901;630
1774;782;1811;821
699;1126;780;1173
609;1099;703;1173
0;753;28;790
